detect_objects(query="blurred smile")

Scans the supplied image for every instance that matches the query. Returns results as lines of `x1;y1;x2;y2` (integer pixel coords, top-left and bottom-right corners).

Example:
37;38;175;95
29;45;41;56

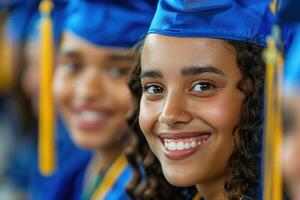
72;104;113;131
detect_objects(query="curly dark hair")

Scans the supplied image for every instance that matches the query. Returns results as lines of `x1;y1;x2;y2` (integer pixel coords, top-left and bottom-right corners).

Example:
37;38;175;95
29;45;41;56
125;39;265;200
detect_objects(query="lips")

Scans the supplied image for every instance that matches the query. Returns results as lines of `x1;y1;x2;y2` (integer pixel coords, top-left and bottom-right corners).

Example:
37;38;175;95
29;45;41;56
72;105;112;131
157;132;211;160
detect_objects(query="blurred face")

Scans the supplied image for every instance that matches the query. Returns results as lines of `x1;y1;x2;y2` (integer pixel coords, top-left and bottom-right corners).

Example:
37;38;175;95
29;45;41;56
283;94;300;200
139;34;245;187
53;32;133;150
22;40;40;114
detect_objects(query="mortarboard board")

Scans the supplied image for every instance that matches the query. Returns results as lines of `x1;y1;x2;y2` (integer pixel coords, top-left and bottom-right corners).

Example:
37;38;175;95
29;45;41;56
65;0;157;48
148;0;271;46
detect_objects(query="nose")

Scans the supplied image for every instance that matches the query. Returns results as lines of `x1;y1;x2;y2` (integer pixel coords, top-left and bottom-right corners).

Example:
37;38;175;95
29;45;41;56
158;90;192;127
75;67;106;102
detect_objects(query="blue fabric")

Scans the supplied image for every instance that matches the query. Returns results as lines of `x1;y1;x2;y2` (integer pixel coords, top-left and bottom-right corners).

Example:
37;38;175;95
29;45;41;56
42;151;91;200
284;25;300;94
149;0;272;46
277;0;300;93
6;115;91;200
3;0;39;44
25;0;68;44
103;164;132;200
43;159;132;200
65;0;157;48
278;0;300;24
3;0;68;44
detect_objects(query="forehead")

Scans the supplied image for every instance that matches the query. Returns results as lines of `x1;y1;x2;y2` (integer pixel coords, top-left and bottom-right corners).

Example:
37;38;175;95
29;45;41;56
141;34;237;73
60;31;131;58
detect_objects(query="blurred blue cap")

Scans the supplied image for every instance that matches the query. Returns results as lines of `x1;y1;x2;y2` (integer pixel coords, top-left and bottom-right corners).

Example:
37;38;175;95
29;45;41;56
149;0;272;46
278;0;300;24
278;0;300;93
65;0;157;48
25;0;68;44
3;0;39;44
284;25;300;93
3;0;68;44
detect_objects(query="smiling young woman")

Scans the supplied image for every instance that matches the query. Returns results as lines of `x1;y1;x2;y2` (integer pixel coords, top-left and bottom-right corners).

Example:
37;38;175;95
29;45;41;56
129;36;265;200
126;0;270;199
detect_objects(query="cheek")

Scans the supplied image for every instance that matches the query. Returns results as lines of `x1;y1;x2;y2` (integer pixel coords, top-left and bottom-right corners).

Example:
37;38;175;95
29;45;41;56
196;93;243;131
139;96;159;136
282;135;300;178
112;83;133;115
53;70;73;108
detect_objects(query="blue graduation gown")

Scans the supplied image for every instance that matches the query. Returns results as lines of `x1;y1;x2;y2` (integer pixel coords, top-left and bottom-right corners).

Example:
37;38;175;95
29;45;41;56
44;154;132;200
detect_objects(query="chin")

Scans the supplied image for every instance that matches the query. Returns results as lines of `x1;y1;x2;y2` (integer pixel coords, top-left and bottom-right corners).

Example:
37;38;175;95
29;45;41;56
161;162;199;187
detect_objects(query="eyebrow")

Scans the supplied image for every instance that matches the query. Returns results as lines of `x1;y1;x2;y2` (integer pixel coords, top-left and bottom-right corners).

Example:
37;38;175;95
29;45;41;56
106;54;134;62
59;50;82;58
140;65;225;79
181;65;225;76
140;70;163;79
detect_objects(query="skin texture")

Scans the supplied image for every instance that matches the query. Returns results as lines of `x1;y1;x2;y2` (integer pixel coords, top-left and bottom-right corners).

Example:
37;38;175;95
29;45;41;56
53;31;133;156
283;94;300;200
139;34;245;199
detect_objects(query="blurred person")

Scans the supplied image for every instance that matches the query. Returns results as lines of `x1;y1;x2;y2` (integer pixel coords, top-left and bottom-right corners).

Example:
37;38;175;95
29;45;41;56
49;0;156;199
0;3;36;199
279;0;300;199
0;1;90;199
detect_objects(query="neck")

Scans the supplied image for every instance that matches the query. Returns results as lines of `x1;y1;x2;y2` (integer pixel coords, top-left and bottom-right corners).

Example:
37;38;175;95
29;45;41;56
196;173;233;200
92;143;124;172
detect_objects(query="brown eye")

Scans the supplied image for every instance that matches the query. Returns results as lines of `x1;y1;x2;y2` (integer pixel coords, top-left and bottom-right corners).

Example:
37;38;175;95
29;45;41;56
143;84;164;95
190;82;215;92
109;67;128;77
60;59;81;74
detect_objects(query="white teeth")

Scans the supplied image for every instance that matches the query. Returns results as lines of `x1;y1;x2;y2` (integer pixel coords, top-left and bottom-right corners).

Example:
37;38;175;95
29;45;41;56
176;142;184;150
168;142;176;150
191;141;196;148
80;111;104;122
184;142;190;150
164;138;207;151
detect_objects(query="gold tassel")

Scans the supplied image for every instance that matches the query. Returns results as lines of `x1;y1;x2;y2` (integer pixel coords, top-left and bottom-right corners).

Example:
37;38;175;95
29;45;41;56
263;30;283;200
38;0;56;176
0;15;13;94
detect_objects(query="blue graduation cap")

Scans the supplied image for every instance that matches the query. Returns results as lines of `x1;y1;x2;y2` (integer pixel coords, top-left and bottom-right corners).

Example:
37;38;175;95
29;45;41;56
3;0;39;44
148;0;272;46
3;0;68;44
278;0;300;94
25;0;68;44
278;0;300;24
284;26;300;94
65;0;157;48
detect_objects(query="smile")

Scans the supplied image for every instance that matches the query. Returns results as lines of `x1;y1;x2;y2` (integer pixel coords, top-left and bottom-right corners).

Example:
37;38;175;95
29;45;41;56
72;106;112;131
158;132;211;160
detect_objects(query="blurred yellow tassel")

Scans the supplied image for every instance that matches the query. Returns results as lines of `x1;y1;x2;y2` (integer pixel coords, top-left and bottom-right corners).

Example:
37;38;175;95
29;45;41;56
39;0;56;176
263;33;283;200
0;15;13;94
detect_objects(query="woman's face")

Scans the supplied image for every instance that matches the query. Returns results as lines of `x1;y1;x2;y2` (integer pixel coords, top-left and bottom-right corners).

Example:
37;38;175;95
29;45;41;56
283;94;300;200
139;34;245;187
53;32;133;150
